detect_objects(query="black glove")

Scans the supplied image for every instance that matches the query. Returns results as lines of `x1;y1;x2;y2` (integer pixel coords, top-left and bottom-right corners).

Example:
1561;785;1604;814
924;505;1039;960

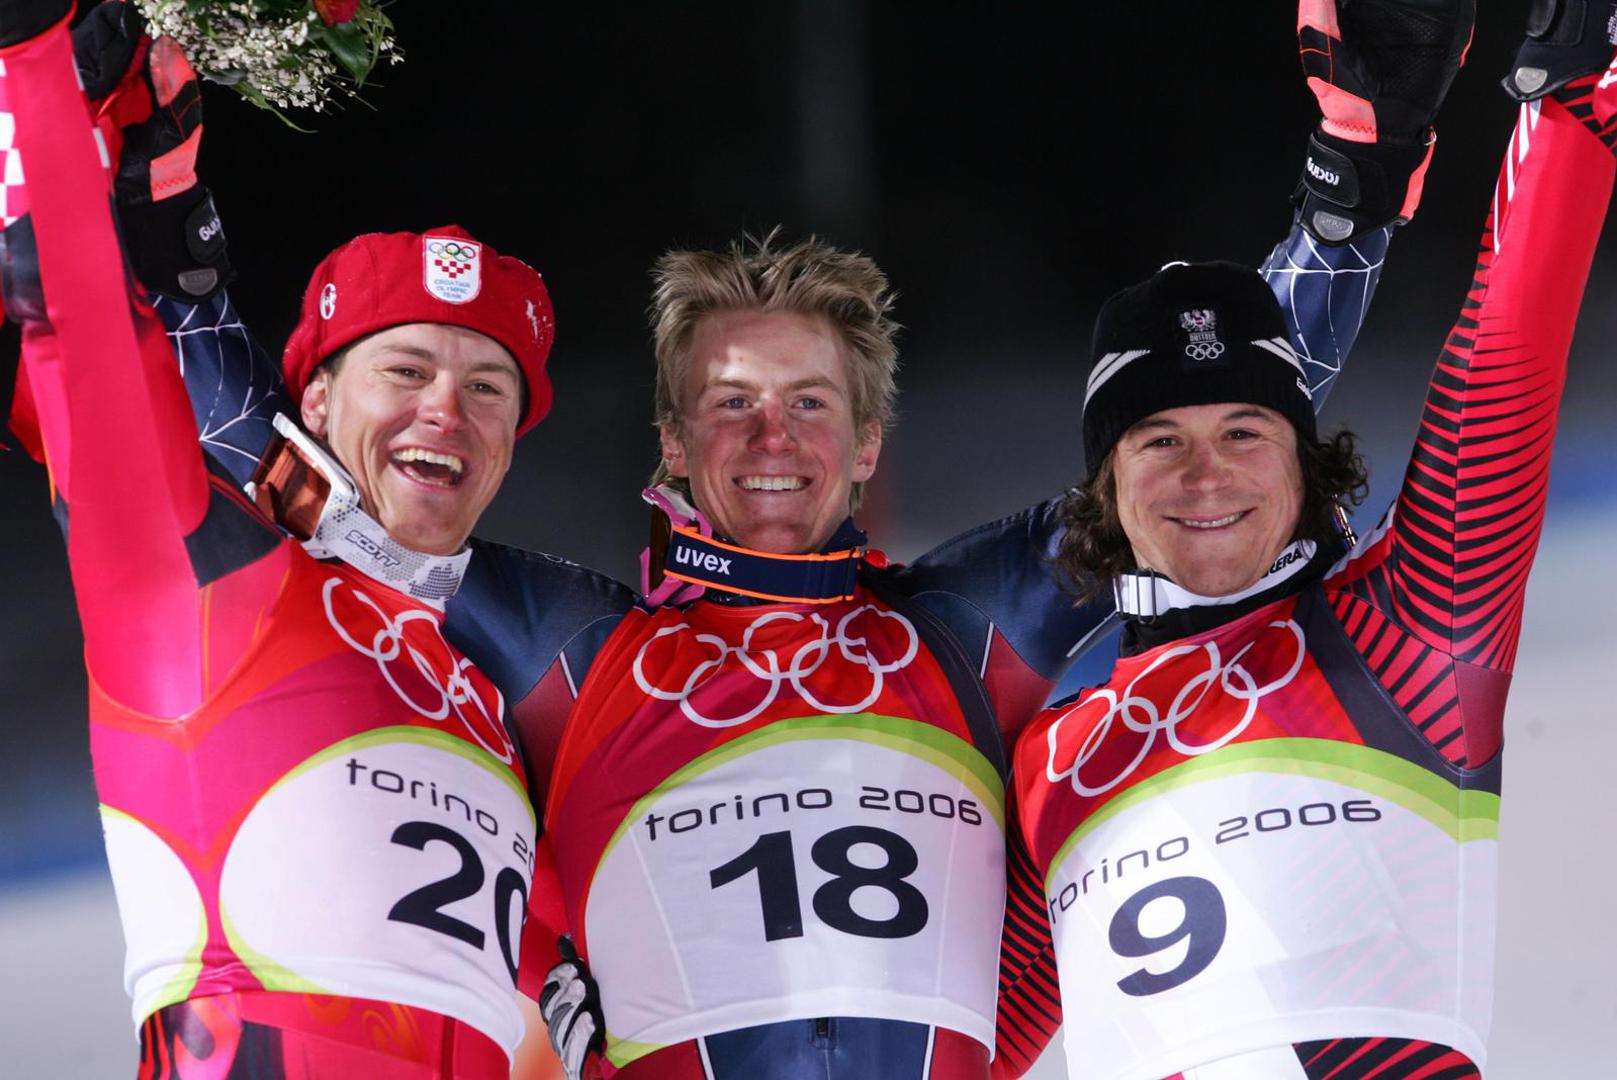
72;0;232;301
1504;0;1617;102
538;935;604;1080
1295;0;1476;242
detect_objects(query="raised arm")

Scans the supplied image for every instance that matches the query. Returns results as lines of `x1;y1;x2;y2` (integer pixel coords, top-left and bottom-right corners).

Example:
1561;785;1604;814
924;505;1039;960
157;291;291;486
84;1;288;485
0;6;281;718
3;5;280;485
1324;21;1617;769
1260;220;1389;404
1271;0;1475;403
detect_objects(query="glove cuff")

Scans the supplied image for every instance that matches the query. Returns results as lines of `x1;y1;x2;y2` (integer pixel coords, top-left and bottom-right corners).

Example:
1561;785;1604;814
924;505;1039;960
1295;128;1435;242
1502;0;1617;102
117;187;234;301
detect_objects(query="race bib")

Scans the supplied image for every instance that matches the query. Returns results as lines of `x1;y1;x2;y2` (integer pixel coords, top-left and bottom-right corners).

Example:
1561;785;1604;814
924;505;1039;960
216;728;535;1052
1045;740;1496;1080
585;715;1005;1067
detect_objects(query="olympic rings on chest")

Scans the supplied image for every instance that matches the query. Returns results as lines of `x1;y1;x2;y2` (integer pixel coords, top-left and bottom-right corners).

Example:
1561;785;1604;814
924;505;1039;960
632;605;922;728
1046;619;1306;797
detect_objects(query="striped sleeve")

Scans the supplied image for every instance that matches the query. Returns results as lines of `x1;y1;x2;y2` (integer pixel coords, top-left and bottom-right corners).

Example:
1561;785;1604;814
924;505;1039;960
1325;83;1615;766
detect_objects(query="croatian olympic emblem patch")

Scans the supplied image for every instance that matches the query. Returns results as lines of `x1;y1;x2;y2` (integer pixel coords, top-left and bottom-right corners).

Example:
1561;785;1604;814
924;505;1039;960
423;236;482;303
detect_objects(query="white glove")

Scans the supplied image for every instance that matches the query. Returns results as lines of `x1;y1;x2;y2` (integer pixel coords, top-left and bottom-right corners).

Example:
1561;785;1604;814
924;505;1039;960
539;936;602;1080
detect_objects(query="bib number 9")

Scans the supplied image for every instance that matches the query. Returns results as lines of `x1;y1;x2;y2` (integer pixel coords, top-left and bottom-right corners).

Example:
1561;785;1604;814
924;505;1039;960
1109;875;1226;997
388;820;528;984
710;827;930;941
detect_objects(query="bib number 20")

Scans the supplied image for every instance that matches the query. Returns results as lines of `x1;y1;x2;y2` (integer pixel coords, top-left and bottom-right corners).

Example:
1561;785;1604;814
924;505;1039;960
388;821;527;984
710;827;929;941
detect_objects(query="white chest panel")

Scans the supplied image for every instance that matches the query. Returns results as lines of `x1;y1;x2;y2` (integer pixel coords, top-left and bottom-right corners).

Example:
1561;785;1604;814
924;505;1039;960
1044;748;1496;1080
108;728;536;1055
584;719;1005;1066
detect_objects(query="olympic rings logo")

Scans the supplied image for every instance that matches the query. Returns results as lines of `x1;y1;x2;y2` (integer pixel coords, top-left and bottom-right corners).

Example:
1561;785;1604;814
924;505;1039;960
321;577;514;763
1184;340;1226;362
1046;619;1305;797
632;606;920;728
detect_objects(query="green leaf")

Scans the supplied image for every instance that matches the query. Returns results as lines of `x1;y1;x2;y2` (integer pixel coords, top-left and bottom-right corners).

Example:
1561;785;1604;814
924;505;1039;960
250;0;309;18
312;20;376;84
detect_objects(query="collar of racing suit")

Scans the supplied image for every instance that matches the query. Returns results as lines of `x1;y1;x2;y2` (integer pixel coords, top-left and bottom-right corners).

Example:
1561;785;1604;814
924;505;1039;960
640;483;875;606
1113;534;1346;656
245;413;471;609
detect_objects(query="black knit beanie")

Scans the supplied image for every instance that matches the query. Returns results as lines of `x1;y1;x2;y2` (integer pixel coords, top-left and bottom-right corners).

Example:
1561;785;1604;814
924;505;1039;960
1082;261;1316;479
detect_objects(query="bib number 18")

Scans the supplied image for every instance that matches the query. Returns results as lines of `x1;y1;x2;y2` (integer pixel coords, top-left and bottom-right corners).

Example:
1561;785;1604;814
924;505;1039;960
710;827;930;941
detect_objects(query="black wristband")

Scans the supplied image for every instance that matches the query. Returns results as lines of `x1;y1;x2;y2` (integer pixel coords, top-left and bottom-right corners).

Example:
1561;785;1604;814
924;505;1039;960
116;187;235;301
1294;128;1433;243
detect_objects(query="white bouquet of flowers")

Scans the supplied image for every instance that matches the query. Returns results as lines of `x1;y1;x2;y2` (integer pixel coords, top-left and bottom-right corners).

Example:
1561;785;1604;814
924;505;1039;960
132;0;399;121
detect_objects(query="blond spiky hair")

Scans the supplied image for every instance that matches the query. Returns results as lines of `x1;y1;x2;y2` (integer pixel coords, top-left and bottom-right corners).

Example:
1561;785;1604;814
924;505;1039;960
648;228;900;511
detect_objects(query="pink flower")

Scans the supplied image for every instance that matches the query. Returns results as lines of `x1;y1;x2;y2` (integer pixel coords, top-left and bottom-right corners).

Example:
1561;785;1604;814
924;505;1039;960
314;0;360;26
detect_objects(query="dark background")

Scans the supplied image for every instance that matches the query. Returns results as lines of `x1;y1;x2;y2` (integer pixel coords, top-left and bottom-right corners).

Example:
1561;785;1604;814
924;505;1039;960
4;1;1614;885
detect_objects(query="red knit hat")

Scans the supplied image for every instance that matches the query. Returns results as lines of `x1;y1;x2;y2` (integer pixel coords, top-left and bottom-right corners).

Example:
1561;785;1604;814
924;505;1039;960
282;226;556;434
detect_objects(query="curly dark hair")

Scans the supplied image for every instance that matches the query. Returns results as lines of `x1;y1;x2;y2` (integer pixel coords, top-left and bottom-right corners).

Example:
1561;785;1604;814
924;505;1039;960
1054;428;1370;604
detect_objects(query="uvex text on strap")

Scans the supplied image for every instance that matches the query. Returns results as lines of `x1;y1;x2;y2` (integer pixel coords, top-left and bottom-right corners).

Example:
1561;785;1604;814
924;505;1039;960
662;526;863;604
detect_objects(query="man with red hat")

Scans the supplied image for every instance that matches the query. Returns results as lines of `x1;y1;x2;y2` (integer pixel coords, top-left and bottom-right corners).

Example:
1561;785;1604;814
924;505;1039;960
0;3;629;1076
277;225;557;563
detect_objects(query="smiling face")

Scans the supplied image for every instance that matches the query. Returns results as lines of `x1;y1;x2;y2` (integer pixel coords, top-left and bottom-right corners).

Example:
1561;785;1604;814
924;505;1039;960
660;309;882;554
1111;402;1304;597
300;322;523;556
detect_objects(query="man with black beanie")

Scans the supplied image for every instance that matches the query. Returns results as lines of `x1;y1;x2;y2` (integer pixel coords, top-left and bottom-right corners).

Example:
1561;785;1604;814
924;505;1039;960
1061;260;1359;614
996;4;1617;1073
